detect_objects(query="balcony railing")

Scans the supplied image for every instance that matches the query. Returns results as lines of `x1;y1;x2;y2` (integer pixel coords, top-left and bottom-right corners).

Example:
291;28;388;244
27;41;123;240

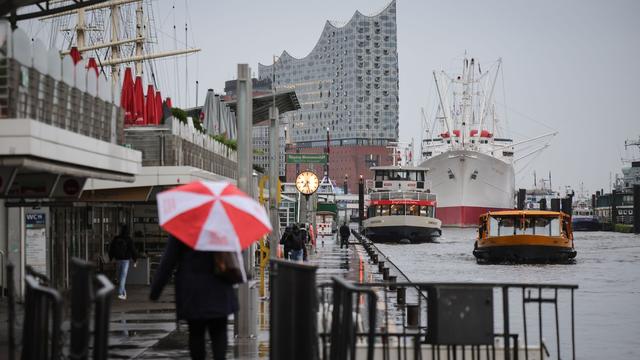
0;25;124;145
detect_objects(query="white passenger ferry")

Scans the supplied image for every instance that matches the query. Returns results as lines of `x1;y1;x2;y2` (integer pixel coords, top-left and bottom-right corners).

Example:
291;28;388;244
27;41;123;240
363;166;442;243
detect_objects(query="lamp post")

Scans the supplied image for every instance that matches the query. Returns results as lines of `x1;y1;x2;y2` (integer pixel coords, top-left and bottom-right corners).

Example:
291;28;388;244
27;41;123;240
343;174;348;194
358;175;365;229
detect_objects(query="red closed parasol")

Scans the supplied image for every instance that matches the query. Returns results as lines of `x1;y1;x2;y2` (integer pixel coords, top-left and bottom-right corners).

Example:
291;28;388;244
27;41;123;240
155;91;163;124
133;76;145;125
146;84;156;125
120;67;134;124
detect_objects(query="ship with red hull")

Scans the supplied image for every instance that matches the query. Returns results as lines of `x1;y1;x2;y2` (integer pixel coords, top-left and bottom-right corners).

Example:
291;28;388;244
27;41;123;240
420;57;555;227
420;56;557;227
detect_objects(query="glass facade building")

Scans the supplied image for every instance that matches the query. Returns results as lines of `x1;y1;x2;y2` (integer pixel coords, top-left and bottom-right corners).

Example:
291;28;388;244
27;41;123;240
258;1;399;147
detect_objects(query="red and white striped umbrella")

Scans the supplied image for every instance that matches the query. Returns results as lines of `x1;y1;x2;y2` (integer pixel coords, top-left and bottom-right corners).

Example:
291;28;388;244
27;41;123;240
157;181;272;251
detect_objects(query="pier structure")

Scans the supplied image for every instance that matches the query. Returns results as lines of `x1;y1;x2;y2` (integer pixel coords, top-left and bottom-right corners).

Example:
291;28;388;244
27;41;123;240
0;23;141;295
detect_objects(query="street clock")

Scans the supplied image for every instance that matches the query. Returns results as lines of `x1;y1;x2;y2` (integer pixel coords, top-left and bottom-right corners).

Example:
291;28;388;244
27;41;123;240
295;170;320;195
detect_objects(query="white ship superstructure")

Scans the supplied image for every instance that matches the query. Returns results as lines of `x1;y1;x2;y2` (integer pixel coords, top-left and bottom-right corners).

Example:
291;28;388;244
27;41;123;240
421;57;555;227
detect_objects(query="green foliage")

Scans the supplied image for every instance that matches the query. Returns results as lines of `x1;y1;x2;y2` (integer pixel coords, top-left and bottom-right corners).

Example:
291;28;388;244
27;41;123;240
210;134;237;151
614;224;633;233
192;117;204;133
171;108;188;124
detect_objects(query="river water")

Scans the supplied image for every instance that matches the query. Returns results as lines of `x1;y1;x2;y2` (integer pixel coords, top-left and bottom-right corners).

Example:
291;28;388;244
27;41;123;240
377;229;640;359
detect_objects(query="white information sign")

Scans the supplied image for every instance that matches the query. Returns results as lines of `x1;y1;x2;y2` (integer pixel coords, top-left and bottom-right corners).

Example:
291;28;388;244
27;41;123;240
25;225;47;275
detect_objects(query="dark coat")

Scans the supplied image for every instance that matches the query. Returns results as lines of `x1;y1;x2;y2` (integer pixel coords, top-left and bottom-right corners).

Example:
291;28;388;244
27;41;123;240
108;234;138;262
340;224;351;239
149;236;238;320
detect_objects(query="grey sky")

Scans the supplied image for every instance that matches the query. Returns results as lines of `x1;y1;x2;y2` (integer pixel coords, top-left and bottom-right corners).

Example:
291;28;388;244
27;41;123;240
28;0;640;193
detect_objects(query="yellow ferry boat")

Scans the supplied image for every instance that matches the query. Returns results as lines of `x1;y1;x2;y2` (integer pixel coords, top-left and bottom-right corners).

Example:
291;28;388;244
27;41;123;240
473;210;576;263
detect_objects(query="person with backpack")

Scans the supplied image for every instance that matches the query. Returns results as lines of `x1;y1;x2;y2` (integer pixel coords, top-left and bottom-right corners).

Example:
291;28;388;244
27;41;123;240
280;225;292;259
109;224;138;300
287;224;305;261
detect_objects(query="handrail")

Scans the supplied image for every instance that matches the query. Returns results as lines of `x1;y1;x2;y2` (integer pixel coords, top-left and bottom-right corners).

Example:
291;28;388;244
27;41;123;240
0;250;5;298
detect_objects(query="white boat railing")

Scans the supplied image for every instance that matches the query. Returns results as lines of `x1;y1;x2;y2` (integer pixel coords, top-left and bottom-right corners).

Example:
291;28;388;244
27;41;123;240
370;191;436;202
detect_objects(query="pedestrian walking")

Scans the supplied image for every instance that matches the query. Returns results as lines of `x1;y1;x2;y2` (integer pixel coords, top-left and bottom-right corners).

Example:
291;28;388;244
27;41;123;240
151;180;273;360
339;222;351;249
150;236;237;360
288;224;305;261
280;225;293;259
109;224;138;300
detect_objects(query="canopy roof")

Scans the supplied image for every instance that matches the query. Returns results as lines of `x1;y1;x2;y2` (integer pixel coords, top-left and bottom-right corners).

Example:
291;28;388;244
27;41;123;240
225;89;300;124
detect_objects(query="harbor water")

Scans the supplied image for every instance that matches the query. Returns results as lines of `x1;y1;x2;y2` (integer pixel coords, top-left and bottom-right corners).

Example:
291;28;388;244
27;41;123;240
377;229;640;360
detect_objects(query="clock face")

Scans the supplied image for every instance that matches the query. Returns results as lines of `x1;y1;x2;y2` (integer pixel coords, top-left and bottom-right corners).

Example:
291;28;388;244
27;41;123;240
296;171;320;195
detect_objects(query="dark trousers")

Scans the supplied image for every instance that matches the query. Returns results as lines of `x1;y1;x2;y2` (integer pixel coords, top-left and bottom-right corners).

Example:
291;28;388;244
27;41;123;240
187;317;228;360
340;236;349;248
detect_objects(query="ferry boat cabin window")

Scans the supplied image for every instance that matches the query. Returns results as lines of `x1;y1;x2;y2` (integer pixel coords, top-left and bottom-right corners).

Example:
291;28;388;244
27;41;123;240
497;217;515;236
390;204;404;215
534;217;552;236
380;205;390;216
515;217;534;235
489;217;499;236
407;204;420;216
550;218;561;236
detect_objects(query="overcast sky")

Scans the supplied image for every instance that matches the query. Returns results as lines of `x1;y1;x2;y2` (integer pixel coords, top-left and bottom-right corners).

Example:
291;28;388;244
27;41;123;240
27;0;640;193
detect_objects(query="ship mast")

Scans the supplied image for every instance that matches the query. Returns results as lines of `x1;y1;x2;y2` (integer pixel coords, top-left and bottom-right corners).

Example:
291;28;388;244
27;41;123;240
43;0;201;87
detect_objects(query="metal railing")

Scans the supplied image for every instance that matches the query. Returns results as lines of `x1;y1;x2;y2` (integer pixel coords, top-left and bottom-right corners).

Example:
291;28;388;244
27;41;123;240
0;57;124;144
370;191;437;202
21;274;64;360
315;232;579;360
0;250;5;299
318;279;576;360
5;258;115;360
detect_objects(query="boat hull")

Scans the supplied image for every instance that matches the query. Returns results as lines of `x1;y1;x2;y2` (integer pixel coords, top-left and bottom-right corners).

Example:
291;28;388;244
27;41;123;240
420;150;515;227
473;245;577;263
572;217;601;231
363;215;442;243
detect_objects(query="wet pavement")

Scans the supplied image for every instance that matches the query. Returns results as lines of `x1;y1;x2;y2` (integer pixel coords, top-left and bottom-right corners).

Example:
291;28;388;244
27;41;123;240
0;234;367;359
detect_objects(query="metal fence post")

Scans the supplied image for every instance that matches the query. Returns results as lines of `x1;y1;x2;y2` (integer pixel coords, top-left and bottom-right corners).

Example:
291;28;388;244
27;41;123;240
7;263;15;360
69;258;95;360
270;259;318;360
93;274;115;360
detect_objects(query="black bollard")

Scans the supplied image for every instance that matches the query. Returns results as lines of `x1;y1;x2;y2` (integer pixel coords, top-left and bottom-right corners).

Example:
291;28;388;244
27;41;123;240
378;261;385;273
517;189;526;210
388;275;397;290
611;190;618;227
634;185;640;234
382;267;389;280
407;304;420;328
7;264;15;360
69;258;95;360
396;287;406;305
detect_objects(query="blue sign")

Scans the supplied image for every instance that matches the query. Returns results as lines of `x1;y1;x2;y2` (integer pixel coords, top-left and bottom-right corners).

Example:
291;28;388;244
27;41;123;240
25;213;46;227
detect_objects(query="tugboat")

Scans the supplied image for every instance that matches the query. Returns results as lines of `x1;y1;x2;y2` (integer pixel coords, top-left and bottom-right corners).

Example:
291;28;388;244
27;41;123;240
473;210;576;263
363;145;442;243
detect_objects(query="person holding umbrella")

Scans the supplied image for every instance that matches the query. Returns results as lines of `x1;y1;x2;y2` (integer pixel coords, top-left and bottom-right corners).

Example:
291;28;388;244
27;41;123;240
150;181;272;360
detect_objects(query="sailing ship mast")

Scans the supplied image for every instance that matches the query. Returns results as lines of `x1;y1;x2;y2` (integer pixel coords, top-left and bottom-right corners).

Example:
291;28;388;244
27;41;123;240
42;0;200;87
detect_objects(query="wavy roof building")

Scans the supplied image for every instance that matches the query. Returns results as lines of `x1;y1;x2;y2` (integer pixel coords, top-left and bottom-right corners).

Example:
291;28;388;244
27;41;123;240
258;1;399;191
